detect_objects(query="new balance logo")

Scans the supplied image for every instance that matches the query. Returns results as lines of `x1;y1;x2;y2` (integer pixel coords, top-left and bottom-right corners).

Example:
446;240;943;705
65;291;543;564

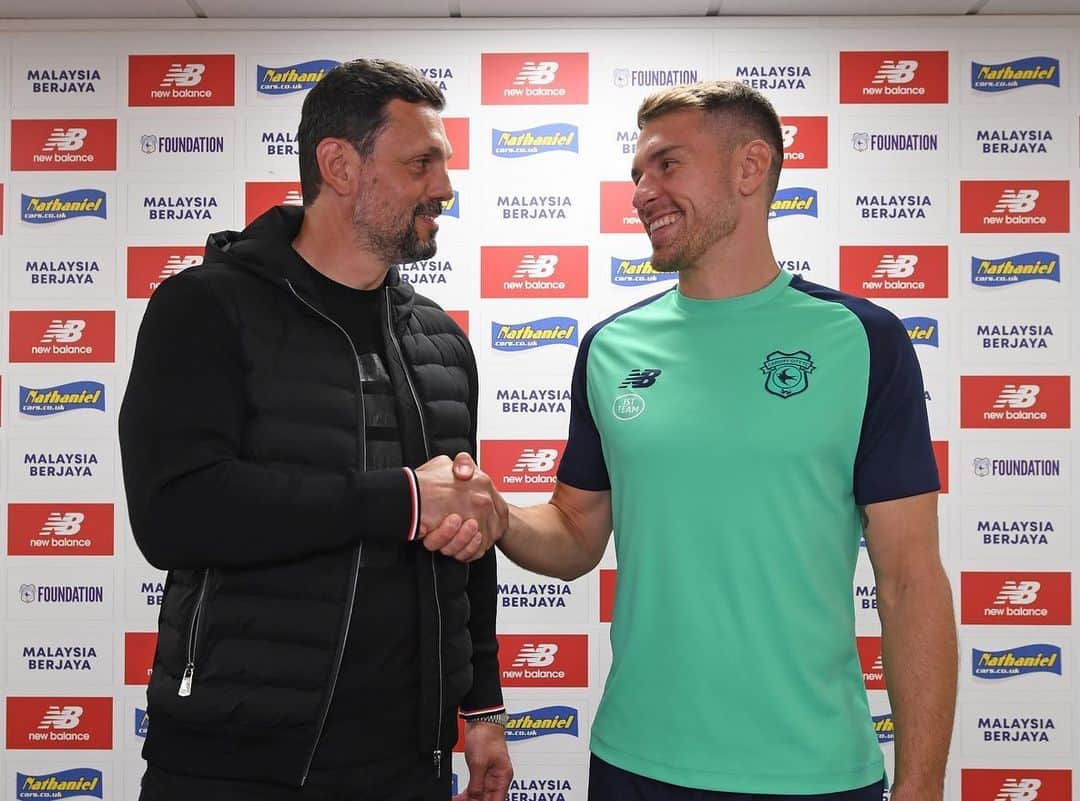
512;255;558;279
871;254;918;278
993;189;1039;214
995;778;1041;801
514;61;559;86
283;190;303;205
38;705;83;730
512;643;559;667
40;320;86;343
43;128;88;152
39;512;85;537
994;580;1040;606
619;369;662;389
159;255;201;282
781;125;797;148
993;384;1040;409
871;655;884;671
161;63;205;87
872;60;918;84
512;448;558;473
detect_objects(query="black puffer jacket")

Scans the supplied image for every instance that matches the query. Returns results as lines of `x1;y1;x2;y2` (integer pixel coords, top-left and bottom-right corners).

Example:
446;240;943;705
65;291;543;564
119;205;502;786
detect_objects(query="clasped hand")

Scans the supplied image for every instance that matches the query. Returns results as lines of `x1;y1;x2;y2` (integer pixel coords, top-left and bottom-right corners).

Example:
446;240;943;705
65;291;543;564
414;453;507;562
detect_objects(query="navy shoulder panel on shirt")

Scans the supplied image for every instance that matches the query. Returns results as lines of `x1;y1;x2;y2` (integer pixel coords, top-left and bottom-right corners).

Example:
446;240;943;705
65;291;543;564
557;287;675;492
788;276;940;505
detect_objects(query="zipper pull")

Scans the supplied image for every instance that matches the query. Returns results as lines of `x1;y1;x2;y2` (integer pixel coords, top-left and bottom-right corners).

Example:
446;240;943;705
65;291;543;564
178;663;194;697
432;749;442;777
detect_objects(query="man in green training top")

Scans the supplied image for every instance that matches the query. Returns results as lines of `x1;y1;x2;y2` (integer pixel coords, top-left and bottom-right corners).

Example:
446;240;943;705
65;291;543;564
460;80;957;801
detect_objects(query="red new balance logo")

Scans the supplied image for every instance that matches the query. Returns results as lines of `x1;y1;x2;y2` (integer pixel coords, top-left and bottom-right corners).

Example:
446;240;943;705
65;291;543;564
40;320;85;343
513;449;558;473
38;705;83;730
871;254;918;278
161;63;205;87
993;189;1040;214
514;61;559;85
43;128;87;151
39;512;84;537
872;59;919;84
781;124;797;147
159;255;201;282
512;642;559;667
993;384;1040;409
995;777;1043;801
282;190;303;205
994;580;1041;606
512;255;558;279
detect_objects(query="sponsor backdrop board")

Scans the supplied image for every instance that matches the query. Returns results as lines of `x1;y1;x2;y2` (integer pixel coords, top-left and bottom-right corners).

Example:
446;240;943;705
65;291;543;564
0;16;1078;801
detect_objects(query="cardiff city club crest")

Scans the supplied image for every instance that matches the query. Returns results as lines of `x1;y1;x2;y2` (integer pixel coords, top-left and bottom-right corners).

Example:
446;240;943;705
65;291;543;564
761;350;815;398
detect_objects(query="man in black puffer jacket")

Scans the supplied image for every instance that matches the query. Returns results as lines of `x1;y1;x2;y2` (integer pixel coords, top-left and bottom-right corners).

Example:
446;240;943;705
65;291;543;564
120;59;512;801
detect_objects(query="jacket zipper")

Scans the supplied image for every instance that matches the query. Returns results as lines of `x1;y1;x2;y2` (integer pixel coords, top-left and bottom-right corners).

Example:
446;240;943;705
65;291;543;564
384;290;444;777
287;280;367;786
178;569;210;697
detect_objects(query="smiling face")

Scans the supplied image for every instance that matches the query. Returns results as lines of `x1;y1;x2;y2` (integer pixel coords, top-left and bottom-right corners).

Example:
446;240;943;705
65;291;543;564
351;99;454;265
630;108;742;274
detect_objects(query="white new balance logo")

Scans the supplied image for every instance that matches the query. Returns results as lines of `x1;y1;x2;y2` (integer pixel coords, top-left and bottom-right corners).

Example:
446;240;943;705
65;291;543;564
513;61;559;86
283;190;303;205
871;254;918;278
994;580;1040;606
40;320;86;343
872;60;918;84
995;778;1041;801
993;384;1040;409
871;655;884;671
39;512;85;537
512;255;558;279
158;255;201;282
38;705;83;730
512;448;558;473
781;124;798;148
161;63;205;87
993;189;1039;214
43;128;87;152
512;643;559;667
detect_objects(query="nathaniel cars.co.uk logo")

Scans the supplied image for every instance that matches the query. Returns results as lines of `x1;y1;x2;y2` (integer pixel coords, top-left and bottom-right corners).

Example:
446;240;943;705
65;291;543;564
5;697;113;749
610;257;675;287
9;311;116;363
960;376;1070;429
7;503;114;556
481;246;587;298
961;572;1072;625
11;119;118;171
128;54;235;106
257;59;340;95
972;644;1062;680
491;317;578;351
481;53;588;105
839;246;948;298
971;251;1060;288
481;440;565;493
971;57;1060;92
840;51;949;103
961;769;1071;801
498;634;588;687
780;116;828;168
960;181;1070;233
16;768;104;800
127;246;203;298
21;189;106;224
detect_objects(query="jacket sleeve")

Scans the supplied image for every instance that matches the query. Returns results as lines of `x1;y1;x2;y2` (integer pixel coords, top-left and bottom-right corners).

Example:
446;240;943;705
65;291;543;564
118;273;418;571
458;333;505;715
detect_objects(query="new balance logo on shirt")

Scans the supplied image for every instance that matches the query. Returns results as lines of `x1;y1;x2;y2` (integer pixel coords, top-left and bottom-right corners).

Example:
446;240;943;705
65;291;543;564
619;369;662;389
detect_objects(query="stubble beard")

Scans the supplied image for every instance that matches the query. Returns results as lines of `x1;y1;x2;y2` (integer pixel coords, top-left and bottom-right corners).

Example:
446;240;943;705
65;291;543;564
353;197;440;266
650;198;738;273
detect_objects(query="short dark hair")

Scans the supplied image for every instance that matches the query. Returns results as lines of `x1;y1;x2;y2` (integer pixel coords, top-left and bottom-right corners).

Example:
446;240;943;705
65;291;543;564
637;80;784;198
297;58;446;204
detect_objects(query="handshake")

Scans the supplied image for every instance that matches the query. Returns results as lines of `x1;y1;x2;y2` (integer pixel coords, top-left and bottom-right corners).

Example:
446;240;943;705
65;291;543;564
414;452;508;563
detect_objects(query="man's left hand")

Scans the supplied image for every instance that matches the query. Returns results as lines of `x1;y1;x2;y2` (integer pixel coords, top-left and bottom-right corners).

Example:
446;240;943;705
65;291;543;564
455;721;513;801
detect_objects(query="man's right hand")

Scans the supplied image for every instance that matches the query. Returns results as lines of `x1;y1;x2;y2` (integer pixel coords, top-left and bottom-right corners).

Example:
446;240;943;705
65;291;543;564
414;453;507;562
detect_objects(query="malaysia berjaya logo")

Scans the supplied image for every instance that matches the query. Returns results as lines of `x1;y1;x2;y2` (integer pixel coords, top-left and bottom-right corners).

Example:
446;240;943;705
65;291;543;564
761;351;815;398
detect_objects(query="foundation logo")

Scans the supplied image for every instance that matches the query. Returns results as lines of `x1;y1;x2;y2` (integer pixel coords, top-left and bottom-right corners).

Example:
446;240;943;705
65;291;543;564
961;770;1071;801
481;53;588;105
839;246;948;298
21;190;106;224
505;706;580;741
971;252;1060;287
903;316;939;347
498;634;588;687
761;350;814;398
972;644;1062;679
128;54;235;106
481;246;587;298
600;181;641;233
11;119;118;171
769;187;818;220
960;181;1069;233
9;310;115;363
840;51;949;103
492;317;578;351
5;696;112;749
856;636;886;690
960;376;1070;429
610;256;676;286
972;57;1060;92
7;503;114;556
492;124;578;158
780;116;828;168
20;381;105;416
961;572;1071;625
612;67;699;89
127;246;203;298
481;439;565;493
257;59;339;95
16;768;103;800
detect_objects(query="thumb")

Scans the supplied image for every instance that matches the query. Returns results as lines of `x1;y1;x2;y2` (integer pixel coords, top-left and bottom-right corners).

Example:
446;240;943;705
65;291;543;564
453;451;477;481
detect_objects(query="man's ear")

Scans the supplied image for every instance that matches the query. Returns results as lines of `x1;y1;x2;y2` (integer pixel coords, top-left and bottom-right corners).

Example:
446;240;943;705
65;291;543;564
314;138;359;198
736;139;774;198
